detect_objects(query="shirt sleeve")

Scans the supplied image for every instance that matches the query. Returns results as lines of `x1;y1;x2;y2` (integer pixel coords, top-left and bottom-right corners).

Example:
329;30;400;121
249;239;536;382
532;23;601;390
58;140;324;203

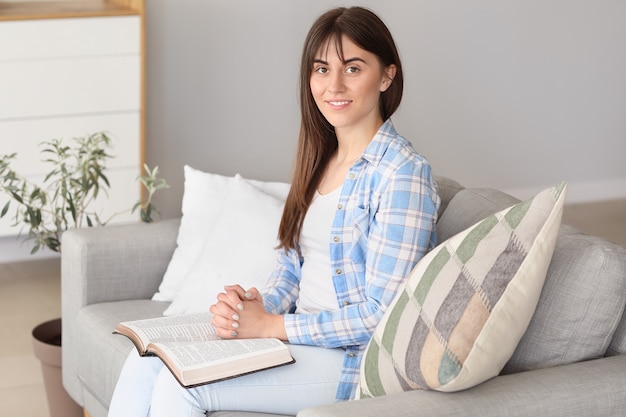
262;247;302;315
284;159;440;348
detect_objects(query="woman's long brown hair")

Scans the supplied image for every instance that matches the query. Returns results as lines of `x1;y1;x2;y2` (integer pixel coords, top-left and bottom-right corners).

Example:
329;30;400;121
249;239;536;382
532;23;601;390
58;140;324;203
277;7;404;252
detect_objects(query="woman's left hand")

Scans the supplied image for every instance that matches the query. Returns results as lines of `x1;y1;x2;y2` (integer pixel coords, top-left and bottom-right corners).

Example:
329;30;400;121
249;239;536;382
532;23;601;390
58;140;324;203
210;286;287;341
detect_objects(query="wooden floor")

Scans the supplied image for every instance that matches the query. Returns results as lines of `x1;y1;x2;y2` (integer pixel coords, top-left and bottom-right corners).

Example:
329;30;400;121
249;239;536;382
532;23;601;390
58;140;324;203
0;199;624;417
0;257;61;417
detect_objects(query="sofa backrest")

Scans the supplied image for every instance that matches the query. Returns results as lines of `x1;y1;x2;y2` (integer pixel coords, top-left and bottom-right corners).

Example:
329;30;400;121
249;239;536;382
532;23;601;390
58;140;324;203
433;182;626;374
433;175;465;219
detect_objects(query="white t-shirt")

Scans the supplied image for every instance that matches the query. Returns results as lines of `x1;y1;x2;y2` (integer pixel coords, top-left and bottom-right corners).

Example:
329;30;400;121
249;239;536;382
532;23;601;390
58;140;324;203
295;187;342;314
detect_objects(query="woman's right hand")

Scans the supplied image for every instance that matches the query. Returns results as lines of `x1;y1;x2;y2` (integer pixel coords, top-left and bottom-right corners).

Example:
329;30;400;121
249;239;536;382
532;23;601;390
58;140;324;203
210;285;286;340
209;284;248;338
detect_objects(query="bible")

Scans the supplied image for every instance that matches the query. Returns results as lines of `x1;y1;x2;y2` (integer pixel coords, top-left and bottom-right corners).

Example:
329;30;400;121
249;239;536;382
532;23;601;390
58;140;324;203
113;312;295;387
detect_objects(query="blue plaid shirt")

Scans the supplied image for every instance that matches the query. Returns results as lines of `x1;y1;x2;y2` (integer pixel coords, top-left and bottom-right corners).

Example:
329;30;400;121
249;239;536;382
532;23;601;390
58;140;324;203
263;120;440;400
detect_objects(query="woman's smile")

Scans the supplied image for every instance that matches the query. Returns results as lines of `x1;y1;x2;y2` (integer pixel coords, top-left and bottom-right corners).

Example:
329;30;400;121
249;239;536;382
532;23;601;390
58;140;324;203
325;99;352;110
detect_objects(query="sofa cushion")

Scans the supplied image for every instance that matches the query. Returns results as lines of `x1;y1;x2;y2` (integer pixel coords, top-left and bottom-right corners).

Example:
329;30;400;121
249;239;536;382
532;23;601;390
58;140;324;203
436;187;520;243
503;224;626;372
357;183;567;397
608;315;626;356
432;175;464;219
73;300;169;410
435;187;626;372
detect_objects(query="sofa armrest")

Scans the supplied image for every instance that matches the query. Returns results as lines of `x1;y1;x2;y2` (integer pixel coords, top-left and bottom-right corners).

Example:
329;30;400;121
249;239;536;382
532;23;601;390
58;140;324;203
61;218;180;346
61;218;180;309
298;355;626;417
61;219;180;407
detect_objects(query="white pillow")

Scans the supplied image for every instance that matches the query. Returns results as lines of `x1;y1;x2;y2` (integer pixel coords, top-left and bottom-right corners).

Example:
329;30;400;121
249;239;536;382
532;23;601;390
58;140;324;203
244;177;292;201
156;167;290;316
152;166;235;302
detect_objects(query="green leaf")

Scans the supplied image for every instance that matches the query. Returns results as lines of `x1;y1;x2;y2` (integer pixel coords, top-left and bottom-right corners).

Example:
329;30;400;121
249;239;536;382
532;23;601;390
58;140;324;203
141;204;154;223
26;207;41;228
1;201;9;217
43;170;57;182
45;237;61;253
9;191;23;204
67;197;77;223
100;172;110;188
30;188;40;201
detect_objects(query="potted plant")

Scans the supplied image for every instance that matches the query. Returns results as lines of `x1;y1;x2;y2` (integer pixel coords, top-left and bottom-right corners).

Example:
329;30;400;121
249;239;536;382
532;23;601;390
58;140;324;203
0;131;167;253
0;132;168;417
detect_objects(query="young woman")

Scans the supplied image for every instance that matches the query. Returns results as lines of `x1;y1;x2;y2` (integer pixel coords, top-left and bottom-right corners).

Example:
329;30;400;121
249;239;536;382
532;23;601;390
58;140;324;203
108;6;440;416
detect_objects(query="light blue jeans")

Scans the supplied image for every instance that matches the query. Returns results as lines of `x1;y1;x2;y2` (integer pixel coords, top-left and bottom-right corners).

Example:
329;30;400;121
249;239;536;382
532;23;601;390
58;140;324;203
107;344;345;416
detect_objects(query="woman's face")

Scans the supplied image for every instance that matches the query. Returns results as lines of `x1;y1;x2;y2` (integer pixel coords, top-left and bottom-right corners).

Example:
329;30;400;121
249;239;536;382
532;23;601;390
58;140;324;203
310;35;394;138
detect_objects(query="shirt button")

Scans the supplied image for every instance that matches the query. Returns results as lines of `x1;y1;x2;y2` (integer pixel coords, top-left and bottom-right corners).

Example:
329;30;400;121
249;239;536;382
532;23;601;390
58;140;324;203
337;203;343;210
349;173;355;179
333;236;339;243
348;352;355;358
343;301;350;306
336;268;342;275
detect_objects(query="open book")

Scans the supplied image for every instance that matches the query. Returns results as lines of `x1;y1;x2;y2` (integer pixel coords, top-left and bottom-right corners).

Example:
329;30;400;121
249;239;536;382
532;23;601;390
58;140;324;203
114;312;295;388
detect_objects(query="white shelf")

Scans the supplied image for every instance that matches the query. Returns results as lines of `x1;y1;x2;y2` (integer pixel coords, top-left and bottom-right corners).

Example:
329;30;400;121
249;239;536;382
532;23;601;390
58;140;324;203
0;2;144;240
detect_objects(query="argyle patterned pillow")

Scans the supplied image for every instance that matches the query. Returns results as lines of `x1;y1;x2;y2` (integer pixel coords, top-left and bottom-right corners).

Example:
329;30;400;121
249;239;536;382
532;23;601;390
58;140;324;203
358;182;567;398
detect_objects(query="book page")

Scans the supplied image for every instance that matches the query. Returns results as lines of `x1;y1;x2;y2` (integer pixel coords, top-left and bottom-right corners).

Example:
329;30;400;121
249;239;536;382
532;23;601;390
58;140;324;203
120;312;218;345
153;338;286;369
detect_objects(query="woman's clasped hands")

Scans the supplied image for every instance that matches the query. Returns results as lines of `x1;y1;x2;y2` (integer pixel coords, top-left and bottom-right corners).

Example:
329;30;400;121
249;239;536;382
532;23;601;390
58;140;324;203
209;285;287;341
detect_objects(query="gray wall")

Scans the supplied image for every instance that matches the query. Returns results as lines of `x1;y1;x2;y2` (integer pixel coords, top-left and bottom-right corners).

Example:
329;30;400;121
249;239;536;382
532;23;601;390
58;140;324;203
2;0;624;262
146;0;626;219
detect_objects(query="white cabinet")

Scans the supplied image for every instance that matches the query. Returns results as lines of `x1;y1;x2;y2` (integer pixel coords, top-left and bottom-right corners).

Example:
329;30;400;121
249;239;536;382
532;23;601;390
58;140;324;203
0;2;144;237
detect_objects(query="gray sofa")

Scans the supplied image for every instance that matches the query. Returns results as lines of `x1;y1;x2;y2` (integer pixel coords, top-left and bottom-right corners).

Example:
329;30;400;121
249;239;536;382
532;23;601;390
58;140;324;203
62;176;626;417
